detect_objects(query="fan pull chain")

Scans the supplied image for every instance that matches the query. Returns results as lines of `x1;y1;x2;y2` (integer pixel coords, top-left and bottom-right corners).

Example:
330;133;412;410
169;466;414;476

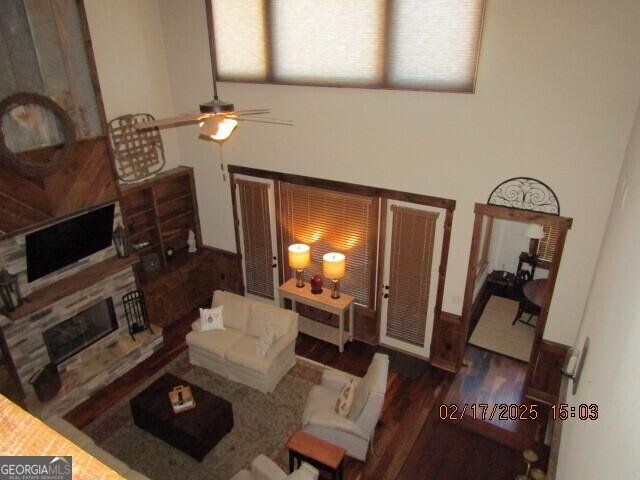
218;143;227;182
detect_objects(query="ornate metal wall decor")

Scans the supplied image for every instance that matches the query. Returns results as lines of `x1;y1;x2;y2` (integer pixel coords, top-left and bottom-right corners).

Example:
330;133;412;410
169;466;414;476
487;177;560;215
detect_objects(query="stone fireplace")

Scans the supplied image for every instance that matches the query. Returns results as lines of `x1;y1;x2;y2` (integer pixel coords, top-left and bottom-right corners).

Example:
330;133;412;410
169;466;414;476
0;204;164;418
43;299;118;365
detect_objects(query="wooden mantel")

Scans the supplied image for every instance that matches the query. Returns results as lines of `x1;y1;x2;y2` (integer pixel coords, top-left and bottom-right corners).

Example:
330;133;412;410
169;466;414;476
3;255;139;321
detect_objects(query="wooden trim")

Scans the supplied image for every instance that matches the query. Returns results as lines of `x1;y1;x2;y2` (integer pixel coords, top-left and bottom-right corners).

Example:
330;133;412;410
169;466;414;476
227;171;245;294
460;212;484;344
459;203;573;397
434;208;454;326
228;165;456;211
374;197;388;342
188;169;203;249
272;179;284;286
6;256;139;320
77;0;108;135
262;0;273;82
474;203;573;230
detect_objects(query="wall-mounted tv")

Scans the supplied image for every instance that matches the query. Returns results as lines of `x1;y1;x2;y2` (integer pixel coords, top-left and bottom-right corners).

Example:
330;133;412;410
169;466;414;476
26;204;115;283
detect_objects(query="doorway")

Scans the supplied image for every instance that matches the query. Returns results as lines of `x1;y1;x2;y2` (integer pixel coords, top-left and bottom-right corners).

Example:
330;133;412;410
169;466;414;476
379;200;445;358
233;175;280;304
460;203;572;391
467;217;551;361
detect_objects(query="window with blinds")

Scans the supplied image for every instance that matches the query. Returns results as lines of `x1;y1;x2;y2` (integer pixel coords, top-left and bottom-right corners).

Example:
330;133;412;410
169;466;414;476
278;183;379;307
386;206;438;347
537;225;560;263
237;180;274;299
209;0;485;92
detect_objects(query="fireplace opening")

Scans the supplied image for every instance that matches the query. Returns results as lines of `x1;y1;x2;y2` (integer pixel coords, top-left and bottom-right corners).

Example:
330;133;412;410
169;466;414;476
43;298;118;365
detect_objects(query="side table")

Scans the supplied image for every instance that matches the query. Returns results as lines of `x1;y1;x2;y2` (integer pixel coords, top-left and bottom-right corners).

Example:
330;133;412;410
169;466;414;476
287;430;346;480
279;278;354;352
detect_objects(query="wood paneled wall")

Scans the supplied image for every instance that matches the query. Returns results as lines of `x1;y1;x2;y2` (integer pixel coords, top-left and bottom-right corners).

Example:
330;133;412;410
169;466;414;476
0;136;118;238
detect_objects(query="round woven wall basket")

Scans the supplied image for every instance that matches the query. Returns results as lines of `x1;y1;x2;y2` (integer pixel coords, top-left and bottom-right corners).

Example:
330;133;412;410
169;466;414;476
0;92;76;177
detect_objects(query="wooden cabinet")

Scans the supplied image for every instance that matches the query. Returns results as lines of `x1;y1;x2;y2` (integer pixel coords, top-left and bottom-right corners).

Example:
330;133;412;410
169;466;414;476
120;167;202;265
122;166;243;327
138;247;243;327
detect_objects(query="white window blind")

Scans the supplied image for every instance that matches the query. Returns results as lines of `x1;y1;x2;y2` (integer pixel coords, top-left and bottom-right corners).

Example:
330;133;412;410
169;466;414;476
209;0;485;92
278;183;379;307
537;225;560;263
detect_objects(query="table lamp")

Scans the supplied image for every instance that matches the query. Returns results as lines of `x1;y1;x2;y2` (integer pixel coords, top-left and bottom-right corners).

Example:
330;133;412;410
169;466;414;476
323;252;345;299
288;244;310;288
525;223;545;257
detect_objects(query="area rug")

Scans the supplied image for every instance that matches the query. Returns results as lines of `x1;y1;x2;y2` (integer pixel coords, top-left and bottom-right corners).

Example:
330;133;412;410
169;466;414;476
82;352;324;480
468;295;535;362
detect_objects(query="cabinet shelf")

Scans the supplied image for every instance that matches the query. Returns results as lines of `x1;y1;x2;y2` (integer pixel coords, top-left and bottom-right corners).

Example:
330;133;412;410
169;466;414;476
120;167;201;266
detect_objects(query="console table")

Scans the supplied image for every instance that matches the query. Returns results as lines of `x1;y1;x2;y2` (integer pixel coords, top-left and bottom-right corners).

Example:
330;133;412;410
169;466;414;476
279;278;354;352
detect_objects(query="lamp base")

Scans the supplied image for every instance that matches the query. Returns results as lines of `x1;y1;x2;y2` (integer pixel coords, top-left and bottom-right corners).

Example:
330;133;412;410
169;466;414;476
295;269;305;288
330;279;341;299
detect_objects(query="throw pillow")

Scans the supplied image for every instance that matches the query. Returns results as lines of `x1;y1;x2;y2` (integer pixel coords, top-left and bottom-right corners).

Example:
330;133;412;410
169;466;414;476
199;305;224;332
335;379;355;417
256;323;278;357
348;380;369;420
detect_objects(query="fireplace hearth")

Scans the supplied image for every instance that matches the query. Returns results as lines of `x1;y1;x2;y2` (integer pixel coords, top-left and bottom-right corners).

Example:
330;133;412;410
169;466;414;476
43;299;118;365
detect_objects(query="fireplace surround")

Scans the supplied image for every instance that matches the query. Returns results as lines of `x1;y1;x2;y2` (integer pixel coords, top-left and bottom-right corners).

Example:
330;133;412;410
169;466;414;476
43;298;118;365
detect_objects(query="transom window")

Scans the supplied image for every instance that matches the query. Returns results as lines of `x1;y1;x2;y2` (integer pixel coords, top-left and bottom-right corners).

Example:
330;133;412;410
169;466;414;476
208;0;485;92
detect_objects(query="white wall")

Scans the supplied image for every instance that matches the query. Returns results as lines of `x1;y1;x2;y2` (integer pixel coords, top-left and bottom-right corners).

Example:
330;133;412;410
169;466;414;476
83;0;181;171
556;99;640;478
85;0;640;347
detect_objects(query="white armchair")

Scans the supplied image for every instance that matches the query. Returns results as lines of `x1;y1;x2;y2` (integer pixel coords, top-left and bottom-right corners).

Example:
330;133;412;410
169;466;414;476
302;353;390;461
230;454;318;480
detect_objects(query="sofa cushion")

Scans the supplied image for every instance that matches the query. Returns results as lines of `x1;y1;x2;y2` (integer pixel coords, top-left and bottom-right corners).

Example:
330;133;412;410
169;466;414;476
212;290;250;332
302;384;340;425
46;417;95;448
186;327;244;358
225;336;271;374
247;301;297;338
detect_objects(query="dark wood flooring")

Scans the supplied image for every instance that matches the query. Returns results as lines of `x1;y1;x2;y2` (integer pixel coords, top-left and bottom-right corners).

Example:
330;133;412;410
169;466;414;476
64;315;550;480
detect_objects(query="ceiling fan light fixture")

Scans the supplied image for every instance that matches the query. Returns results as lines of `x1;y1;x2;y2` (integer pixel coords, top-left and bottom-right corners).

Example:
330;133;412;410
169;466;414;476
199;99;235;114
199;116;238;143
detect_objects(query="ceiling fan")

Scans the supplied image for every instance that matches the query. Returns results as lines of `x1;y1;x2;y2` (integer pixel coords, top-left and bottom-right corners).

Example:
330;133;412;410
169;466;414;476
134;66;292;143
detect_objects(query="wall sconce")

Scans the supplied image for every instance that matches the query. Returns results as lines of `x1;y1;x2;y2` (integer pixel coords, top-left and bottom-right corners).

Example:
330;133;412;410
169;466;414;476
0;268;23;313
288;244;310;288
323;252;345;299
113;224;130;258
525;223;545;257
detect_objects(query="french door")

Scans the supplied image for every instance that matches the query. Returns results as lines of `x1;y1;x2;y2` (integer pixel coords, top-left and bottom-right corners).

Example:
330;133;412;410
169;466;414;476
379;200;444;358
234;175;280;304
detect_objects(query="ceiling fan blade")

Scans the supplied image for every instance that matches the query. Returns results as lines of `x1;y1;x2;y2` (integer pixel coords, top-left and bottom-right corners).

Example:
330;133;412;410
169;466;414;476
233;109;271;116
235;118;294;126
134;113;201;130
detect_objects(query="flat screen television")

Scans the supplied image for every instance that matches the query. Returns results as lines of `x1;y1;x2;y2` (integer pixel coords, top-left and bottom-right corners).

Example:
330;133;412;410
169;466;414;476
26;204;115;282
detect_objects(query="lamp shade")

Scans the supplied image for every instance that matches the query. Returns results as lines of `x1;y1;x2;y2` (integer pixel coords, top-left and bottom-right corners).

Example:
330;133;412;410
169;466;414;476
323;252;345;279
199;116;238;143
288;244;310;269
525;223;545;240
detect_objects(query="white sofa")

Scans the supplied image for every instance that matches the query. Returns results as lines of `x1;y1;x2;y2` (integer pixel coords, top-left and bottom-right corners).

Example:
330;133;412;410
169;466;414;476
46;416;150;480
186;290;299;394
302;353;389;461
231;454;318;480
